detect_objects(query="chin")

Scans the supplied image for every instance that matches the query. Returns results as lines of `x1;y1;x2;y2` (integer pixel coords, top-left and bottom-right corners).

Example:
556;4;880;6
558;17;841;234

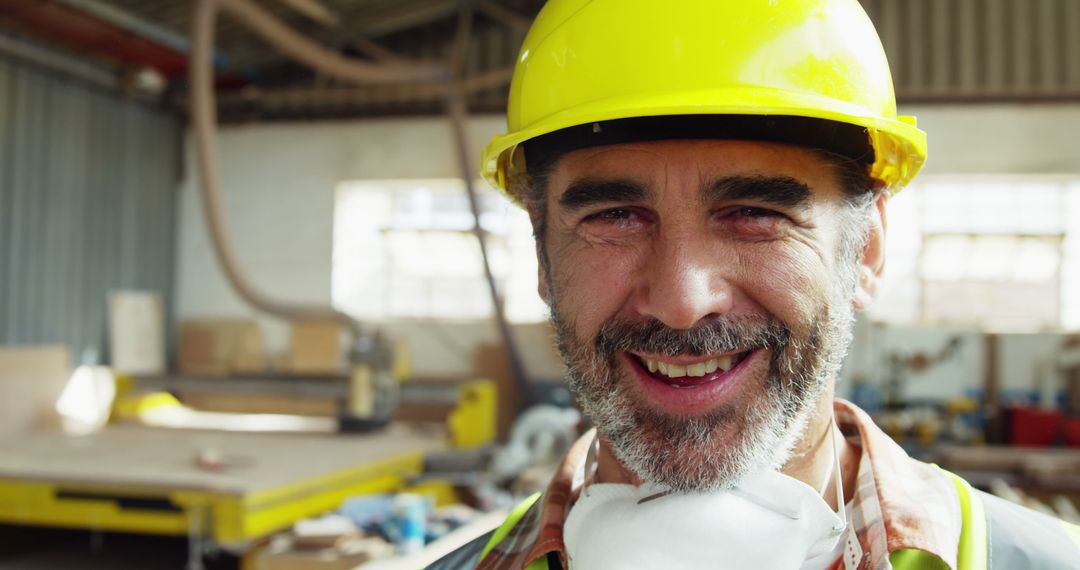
595;368;824;493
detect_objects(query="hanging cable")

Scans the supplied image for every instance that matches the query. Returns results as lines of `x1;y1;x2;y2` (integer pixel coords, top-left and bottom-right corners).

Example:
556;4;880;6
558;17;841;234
444;4;532;406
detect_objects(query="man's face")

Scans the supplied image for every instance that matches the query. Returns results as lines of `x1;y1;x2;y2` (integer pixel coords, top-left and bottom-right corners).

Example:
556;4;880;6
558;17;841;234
535;139;880;492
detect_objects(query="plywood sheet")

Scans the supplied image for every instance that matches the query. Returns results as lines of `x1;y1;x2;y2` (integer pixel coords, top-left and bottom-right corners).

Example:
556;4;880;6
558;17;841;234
180;392;339;417
0;424;446;496
0;345;71;438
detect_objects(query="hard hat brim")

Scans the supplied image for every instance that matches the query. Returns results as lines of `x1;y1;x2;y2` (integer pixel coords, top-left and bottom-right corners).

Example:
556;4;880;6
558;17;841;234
482;87;926;201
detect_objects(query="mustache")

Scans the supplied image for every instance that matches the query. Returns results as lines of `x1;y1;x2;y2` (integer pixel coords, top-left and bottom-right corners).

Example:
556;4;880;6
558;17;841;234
594;315;790;360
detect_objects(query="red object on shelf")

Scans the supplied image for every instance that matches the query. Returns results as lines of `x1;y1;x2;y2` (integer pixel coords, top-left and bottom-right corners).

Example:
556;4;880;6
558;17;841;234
1063;418;1080;448
1008;406;1063;447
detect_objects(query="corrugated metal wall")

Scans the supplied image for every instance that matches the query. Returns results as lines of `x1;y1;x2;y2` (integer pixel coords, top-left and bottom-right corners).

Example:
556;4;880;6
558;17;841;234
862;0;1080;100
0;56;180;360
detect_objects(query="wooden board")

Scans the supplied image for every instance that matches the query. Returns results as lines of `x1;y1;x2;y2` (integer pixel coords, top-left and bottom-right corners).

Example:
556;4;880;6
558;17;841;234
0;345;71;438
0;424;447;496
937;445;1080;473
180;392;340;417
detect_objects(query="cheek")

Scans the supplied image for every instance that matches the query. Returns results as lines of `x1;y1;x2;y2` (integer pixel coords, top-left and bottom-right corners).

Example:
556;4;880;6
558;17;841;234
548;240;643;327
737;247;833;327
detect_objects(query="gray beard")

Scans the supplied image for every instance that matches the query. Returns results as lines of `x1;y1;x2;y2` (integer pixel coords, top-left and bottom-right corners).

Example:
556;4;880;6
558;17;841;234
548;298;855;494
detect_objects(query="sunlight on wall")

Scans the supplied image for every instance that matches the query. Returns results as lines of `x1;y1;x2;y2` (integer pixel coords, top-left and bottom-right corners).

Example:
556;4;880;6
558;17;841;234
332;179;548;323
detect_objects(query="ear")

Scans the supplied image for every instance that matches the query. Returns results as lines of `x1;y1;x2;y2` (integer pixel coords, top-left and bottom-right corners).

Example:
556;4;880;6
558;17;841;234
528;204;552;306
852;192;888;311
537;260;551;306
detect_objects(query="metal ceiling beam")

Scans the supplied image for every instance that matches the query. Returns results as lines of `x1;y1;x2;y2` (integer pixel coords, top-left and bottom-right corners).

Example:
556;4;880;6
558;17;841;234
352;36;408;63
350;0;464;39
55;0;193;54
0;32;119;89
269;0;340;28
0;0;195;76
209;65;513;109
222;0;467;70
216;0;447;84
476;1;531;31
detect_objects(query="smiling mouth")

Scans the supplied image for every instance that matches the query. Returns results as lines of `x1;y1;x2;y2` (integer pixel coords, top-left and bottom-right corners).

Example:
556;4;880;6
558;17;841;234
632;351;754;387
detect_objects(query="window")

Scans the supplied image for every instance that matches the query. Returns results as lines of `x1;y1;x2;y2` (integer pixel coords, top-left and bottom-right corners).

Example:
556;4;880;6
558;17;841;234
870;177;1080;331
332;179;547;323
334;176;1080;331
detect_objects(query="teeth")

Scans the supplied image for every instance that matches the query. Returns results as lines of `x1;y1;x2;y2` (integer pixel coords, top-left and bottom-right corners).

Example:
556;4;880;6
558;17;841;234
642;354;741;378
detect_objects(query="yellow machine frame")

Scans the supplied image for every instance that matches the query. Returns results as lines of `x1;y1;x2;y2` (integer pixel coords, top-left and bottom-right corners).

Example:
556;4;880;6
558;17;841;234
0;378;497;550
0;451;424;547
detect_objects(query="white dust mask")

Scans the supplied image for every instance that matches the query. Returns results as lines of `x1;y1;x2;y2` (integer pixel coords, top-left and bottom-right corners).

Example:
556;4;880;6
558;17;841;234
564;427;848;570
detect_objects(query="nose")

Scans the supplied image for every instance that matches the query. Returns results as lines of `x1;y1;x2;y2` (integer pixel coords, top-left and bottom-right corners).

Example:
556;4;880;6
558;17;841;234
633;228;735;330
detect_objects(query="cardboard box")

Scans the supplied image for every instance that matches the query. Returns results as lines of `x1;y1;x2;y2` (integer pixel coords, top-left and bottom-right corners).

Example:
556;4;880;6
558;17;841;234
177;319;264;376
230;324;268;374
473;343;517;440
288;321;344;375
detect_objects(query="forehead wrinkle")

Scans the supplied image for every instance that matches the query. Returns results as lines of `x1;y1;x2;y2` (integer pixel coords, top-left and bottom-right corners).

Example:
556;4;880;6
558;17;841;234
556;144;670;178
701;175;814;210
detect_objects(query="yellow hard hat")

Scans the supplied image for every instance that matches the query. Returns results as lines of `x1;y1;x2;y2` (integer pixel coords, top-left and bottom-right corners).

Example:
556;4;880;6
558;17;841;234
481;0;927;201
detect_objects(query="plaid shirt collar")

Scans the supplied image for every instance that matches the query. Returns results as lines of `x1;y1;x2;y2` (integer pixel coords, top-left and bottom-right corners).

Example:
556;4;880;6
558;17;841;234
477;399;962;570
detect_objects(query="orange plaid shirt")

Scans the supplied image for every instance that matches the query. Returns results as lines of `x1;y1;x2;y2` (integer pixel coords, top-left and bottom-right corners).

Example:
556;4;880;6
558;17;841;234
477;400;963;570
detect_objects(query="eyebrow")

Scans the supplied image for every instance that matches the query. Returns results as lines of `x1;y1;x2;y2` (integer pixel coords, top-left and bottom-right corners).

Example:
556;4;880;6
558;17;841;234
703;176;813;209
558;180;650;211
556;175;813;212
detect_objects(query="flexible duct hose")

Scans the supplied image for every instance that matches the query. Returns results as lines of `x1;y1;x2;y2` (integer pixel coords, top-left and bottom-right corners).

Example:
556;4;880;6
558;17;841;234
190;0;529;401
213;0;447;84
190;0;446;335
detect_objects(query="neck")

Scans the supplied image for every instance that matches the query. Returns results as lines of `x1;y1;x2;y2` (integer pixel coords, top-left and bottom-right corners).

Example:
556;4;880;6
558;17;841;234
778;394;859;510
595;435;644;486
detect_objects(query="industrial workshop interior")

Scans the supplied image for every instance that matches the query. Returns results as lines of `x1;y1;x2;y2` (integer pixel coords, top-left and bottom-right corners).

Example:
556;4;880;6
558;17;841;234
1;0;1079;568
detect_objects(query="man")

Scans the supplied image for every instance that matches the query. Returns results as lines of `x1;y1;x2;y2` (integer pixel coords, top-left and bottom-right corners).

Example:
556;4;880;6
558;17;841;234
431;1;1080;568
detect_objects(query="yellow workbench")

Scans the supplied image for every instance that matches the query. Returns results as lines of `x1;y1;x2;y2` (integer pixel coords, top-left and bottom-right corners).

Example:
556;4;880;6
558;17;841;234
0;424;446;561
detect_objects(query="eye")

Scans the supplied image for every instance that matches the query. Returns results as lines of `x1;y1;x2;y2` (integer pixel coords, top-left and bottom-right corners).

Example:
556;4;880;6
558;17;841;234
734;206;782;219
717;205;790;238
578;206;652;239
586;208;637;222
